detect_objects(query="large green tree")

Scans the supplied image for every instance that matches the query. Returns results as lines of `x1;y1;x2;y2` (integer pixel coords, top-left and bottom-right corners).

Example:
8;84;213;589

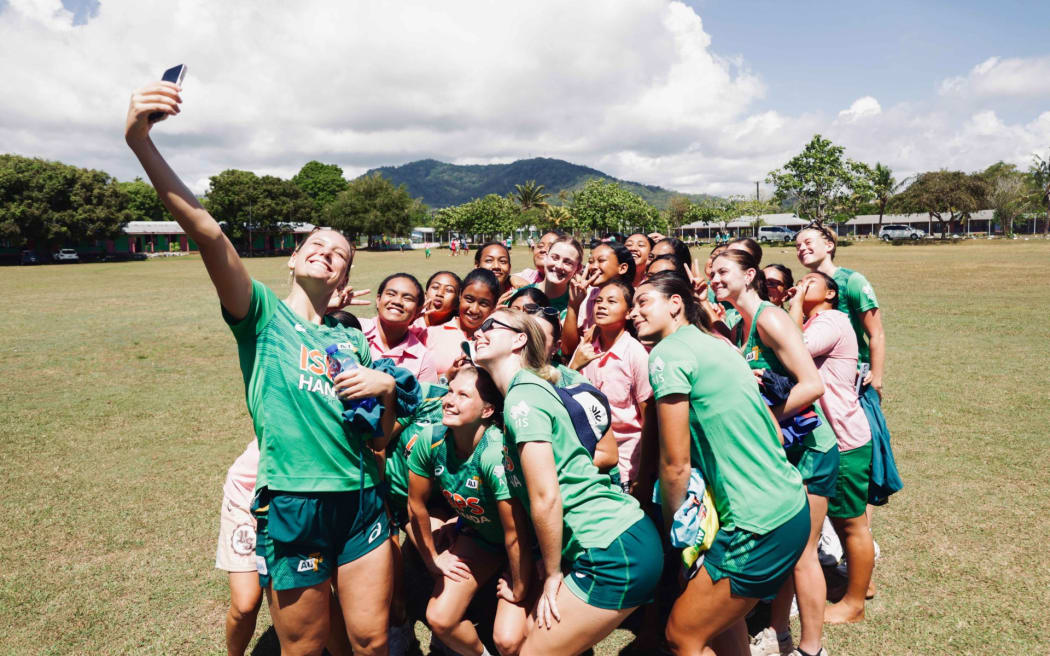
983;163;1030;237
1028;151;1050;236
432;194;518;238
766;134;873;225
0;154;132;249
292;161;349;208
118;178;169;223
570;178;657;235
324;173;424;239
205;169;314;251
892;170;988;237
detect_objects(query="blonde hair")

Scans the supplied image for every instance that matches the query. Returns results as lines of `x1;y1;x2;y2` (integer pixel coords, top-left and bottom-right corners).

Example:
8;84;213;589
491;308;559;384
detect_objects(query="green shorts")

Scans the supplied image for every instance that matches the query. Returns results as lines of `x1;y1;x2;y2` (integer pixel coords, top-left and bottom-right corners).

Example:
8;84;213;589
564;517;662;610
252;487;390;591
786;444;840;498
388;492;409;534
703;502;810;602
828;441;873;519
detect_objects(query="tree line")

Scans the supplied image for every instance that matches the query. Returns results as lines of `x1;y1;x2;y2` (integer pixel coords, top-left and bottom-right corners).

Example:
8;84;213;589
4;137;1049;252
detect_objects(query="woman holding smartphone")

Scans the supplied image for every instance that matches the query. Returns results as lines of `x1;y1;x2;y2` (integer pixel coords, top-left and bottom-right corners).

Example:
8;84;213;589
126;81;400;656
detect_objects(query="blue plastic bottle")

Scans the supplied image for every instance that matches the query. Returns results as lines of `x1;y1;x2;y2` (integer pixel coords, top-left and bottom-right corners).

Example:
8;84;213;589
325;344;377;412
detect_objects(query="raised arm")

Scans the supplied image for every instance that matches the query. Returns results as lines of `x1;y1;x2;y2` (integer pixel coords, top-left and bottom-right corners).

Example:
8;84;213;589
124;82;252;319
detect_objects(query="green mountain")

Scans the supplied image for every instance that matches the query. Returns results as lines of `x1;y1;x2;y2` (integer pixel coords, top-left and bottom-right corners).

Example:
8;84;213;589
362;157;715;210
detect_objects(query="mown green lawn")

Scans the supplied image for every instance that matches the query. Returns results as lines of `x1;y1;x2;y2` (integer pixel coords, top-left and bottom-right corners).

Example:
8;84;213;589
1;239;1047;655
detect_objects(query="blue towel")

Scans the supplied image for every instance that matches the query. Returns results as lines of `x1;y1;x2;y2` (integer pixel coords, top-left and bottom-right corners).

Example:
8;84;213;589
341;357;421;437
759;369;821;449
860;384;903;505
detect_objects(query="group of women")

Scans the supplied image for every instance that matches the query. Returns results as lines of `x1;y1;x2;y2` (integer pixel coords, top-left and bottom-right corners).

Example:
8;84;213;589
128;80;896;656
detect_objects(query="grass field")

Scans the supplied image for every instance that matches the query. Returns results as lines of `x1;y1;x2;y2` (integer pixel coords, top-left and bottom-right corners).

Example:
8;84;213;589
2;239;1049;655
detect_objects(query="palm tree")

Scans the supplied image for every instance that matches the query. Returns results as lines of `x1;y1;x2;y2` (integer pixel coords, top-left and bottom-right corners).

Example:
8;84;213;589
870;163;910;232
1029;152;1050;236
545;205;572;229
514;180;550;212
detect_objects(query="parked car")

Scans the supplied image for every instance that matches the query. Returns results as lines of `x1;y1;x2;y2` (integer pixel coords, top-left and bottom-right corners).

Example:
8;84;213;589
757;226;797;243
20;250;43;265
879;224;925;241
53;248;80;263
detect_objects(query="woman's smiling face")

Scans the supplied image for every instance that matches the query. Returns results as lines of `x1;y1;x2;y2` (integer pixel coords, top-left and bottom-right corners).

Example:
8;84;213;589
376;276;420;327
458;281;496;331
543;242;581;286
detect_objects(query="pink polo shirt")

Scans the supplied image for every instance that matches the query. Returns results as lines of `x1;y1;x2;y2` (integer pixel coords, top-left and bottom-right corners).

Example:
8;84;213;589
423;318;470;380
514;268;545;285
581;331;653;483
222;440;259;510
802;310;871;452
359;317;438;383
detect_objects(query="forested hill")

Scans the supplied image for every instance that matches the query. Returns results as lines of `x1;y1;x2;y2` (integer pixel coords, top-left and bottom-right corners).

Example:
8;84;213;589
362;157;713;209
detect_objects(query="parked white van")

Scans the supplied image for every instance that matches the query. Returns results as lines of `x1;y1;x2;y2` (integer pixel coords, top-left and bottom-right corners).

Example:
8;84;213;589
757;226;797;243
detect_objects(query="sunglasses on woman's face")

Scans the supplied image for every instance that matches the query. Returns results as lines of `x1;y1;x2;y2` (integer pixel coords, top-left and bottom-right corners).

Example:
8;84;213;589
765;280;785;289
522;304;559;317
478;317;522;334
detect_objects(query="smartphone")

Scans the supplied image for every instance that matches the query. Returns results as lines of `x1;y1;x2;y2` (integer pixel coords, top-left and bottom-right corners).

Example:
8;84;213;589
148;64;187;123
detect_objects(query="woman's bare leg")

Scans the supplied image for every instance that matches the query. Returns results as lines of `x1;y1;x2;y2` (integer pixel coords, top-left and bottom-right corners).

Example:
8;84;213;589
825;516;873;624
793;493;827;654
333;540;395;656
665;567;758;656
265;581;331;656
226;571;262;656
518;582;635;656
425;536;501;656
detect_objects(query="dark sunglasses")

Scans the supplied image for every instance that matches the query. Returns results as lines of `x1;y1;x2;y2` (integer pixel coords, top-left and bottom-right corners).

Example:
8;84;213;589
478;317;522;334
522;304;560;317
764;279;785;289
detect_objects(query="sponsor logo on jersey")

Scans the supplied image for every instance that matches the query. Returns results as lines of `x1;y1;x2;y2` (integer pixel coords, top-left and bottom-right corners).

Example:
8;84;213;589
510;400;530;428
649;356;666;383
466;477;479;489
296;553;324;572
493;465;505;478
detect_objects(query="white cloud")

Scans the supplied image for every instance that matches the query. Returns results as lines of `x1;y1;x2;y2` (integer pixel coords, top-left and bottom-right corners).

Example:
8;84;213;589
939;55;1050;98
0;1;1048;199
837;96;881;123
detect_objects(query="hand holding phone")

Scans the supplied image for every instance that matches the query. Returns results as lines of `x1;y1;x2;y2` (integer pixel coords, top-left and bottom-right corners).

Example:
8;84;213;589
148;64;186;123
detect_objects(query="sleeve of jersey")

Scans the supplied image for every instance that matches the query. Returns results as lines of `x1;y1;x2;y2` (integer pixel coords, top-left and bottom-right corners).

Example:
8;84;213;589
649;342;692;399
354;329;374;368
406;435;433;479
847;273;879;313
505;387;554;444
222;279;276;340
482;441;513;501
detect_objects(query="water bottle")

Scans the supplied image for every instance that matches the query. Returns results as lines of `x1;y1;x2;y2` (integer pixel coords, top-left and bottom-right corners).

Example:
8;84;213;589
326;344;377;412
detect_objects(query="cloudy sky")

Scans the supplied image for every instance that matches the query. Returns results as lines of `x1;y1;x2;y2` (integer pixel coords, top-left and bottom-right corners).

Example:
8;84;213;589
2;0;1049;197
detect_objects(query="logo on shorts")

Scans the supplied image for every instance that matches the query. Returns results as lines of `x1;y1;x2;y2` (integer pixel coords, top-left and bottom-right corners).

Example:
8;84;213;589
231;523;256;556
296;553;324;572
368;520;384;544
435;465;445;476
255;555;268;576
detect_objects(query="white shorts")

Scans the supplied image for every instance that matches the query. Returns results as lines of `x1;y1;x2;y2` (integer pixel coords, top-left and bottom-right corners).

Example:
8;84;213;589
215;496;257;572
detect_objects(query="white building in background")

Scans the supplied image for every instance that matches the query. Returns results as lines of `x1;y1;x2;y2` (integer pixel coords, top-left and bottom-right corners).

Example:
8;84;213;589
676;209;1003;239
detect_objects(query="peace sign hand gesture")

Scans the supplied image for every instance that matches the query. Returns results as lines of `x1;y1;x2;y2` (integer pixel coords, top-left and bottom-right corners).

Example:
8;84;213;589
568;326;601;371
327;286;371;312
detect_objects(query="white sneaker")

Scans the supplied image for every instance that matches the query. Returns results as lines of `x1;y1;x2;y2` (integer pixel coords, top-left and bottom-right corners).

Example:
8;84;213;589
750;628;777;656
817;518;842;566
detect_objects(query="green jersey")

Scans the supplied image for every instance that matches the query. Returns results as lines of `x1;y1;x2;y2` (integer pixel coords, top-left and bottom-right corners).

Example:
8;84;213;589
832;267;879;365
649;324;805;534
737;302;836;453
388;382;447;500
224;280;377;492
503;369;643;561
407;424;511;546
555;363;587;388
